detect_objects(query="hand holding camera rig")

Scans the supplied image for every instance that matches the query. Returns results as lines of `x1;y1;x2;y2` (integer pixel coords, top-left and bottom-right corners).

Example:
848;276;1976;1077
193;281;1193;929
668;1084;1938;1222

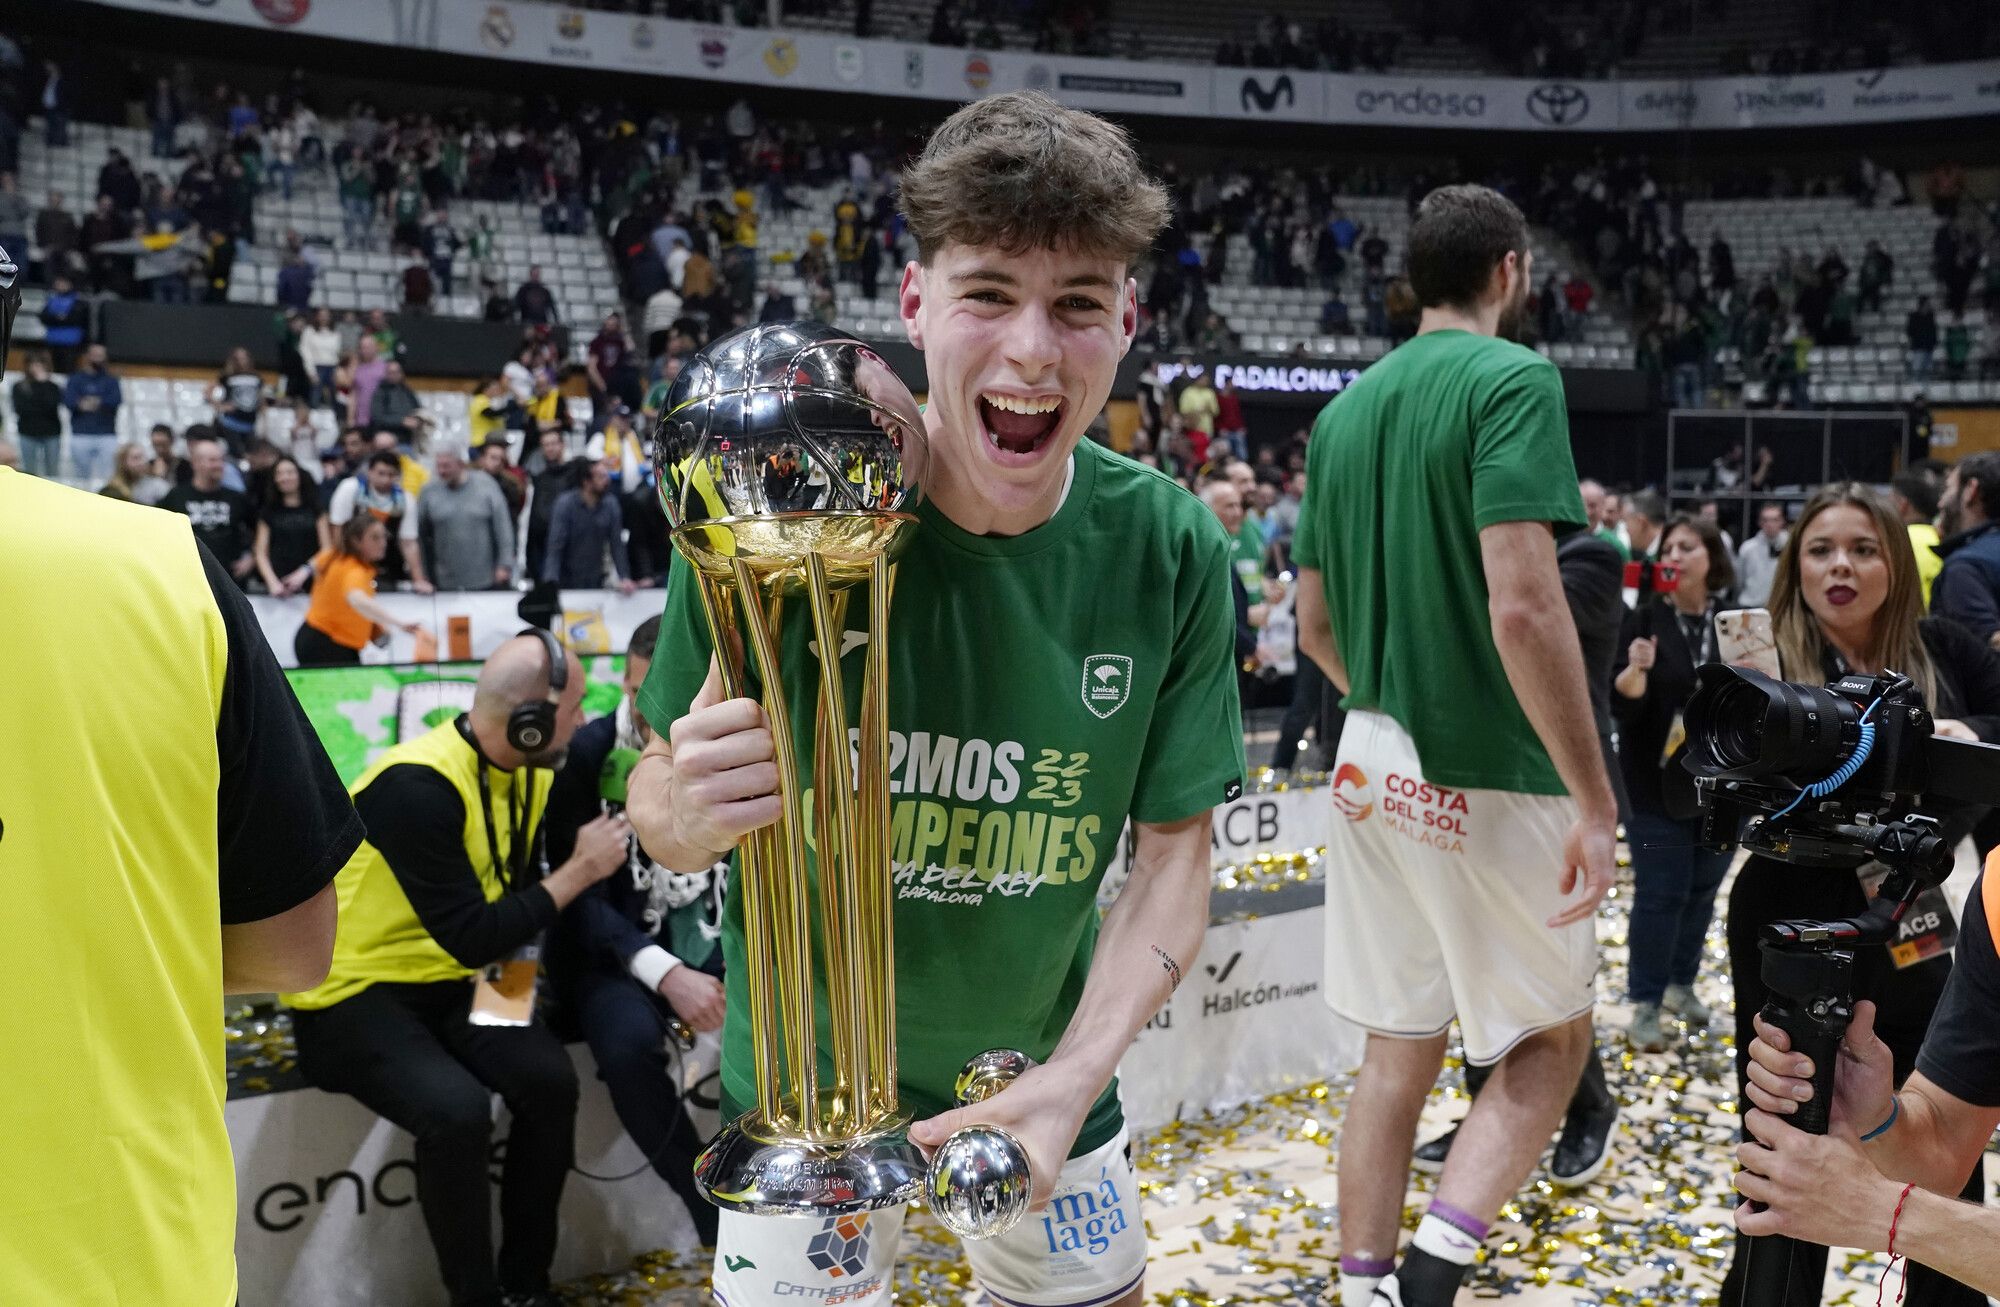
1682;664;2000;1304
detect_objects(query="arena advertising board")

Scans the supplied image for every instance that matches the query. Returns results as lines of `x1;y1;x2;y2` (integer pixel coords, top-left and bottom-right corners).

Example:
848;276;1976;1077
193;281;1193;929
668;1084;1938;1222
94;0;2000;132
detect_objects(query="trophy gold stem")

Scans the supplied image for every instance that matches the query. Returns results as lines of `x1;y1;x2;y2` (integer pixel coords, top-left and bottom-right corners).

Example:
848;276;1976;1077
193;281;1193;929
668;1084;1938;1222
734;559;821;1135
861;554;899;1117
696;576;787;1131
807;556;869;1130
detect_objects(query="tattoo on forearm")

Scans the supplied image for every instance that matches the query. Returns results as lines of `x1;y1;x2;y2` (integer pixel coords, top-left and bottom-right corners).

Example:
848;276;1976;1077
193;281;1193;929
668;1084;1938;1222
1150;945;1183;990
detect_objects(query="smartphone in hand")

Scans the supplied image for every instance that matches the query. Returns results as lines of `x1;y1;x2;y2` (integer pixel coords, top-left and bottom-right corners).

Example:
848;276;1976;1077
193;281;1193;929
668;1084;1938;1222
1716;607;1780;677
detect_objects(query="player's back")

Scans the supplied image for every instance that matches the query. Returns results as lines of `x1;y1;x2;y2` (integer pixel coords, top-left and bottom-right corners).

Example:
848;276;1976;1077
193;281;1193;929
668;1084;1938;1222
1295;329;1584;795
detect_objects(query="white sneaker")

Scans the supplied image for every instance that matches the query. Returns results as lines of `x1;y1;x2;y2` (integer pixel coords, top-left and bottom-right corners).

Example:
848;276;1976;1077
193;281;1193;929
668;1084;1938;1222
1370;1276;1408;1305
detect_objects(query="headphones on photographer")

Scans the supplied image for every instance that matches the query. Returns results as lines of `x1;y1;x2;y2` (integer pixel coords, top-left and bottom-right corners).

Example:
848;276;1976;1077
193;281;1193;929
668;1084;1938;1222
506;627;568;754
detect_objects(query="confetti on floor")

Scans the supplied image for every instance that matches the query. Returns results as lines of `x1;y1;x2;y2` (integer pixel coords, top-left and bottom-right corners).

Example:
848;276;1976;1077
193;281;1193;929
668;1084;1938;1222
543;865;2000;1307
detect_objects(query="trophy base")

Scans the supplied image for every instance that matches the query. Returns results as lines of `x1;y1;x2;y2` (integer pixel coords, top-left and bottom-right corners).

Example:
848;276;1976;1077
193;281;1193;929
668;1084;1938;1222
695;1112;927;1216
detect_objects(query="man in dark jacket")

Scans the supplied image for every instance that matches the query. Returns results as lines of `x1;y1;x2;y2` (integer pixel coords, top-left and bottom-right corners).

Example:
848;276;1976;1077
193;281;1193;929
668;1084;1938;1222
546;616;723;1246
1933;451;2000;648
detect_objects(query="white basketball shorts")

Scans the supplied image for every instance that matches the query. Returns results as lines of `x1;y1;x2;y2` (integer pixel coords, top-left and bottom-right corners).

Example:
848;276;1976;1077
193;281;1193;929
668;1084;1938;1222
1320;710;1597;1064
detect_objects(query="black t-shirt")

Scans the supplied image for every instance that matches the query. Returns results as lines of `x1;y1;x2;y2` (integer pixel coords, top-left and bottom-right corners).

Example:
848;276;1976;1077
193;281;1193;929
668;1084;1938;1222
218;371;262;421
1914;873;2000;1107
263;499;321;578
162;483;254;570
198;541;365;923
351;747;559;971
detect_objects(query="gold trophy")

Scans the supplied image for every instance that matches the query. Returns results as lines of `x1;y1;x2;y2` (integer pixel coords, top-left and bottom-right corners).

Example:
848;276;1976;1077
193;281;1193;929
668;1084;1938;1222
653;322;1032;1236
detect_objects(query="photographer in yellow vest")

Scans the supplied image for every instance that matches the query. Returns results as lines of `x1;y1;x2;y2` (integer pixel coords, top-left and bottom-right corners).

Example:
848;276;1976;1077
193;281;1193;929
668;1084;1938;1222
284;631;630;1307
0;243;362;1307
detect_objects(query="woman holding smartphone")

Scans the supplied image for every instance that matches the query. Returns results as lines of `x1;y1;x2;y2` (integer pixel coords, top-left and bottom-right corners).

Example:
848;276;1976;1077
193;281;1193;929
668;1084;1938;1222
1719;483;2000;1307
1612;514;1737;1052
294;516;424;667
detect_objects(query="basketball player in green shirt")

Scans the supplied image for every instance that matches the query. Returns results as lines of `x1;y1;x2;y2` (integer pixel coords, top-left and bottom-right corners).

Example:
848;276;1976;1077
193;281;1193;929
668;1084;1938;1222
627;92;1246;1307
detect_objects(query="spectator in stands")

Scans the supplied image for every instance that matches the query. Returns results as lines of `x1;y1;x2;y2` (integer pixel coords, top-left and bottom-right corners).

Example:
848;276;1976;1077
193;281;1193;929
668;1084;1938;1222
544;613;725;1247
148;76;180;160
300;307;343;409
369;360;431;445
422;209;460;297
350;334;388;429
275;250;314;314
401;255;436;316
418;443;515;592
479;436;529;520
1708;233;1735;295
585;312;635;432
1933;451;2000;649
40;60;70;149
62;344;122;486
542;458;635;595
254;455;331;596
1320;290;1351;336
515;265;558;326
99;441;171;507
330;448;429;592
285;634;616;1307
1946;313;1974;380
338;153;375;249
293;516;420;666
34;190;79;284
81;194;135;297
212;347;266;456
1859;239;1894;313
1735;503;1789;608
757;281;797;324
525;426;579;580
1215;377;1248;462
10;351;62;480
1624;489;1667;562
1892;467;1946;609
150;422;190;486
160;432;255;586
0;174;27;276
1908;296;1940;380
1178;367;1220;452
38;273;87;372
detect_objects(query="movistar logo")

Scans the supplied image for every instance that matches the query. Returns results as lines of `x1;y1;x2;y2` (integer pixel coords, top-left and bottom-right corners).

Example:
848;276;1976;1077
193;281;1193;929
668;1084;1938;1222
1240;75;1295;112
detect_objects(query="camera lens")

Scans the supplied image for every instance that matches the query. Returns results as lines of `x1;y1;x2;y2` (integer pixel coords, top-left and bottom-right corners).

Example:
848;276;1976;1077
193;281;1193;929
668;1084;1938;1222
1684;666;1862;781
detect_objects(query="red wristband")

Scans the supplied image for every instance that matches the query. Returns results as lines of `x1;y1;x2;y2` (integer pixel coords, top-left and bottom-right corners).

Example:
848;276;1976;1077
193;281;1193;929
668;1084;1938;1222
1877;1182;1916;1307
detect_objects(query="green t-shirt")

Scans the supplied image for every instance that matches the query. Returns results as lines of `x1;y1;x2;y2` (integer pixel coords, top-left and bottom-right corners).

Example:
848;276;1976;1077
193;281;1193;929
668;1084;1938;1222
638;438;1246;1156
1292;329;1585;794
1233;518;1266;601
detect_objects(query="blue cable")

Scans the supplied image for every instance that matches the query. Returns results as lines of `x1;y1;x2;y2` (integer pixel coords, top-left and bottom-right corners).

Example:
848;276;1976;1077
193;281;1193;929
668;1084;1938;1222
1769;693;1888;821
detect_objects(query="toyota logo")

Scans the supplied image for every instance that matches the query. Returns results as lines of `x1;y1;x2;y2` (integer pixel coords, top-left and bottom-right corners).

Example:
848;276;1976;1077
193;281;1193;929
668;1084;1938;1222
1526;82;1590;127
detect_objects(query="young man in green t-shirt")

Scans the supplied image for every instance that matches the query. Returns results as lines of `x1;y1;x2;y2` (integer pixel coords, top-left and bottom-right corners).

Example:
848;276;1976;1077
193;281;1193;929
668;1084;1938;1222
1291;185;1618;1307
626;92;1245;1307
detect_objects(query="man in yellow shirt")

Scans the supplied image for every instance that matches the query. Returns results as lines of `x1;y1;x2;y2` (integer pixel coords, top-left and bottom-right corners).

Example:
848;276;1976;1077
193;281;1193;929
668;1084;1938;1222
1;223;362;1307
1894;466;1945;607
284;632;630;1307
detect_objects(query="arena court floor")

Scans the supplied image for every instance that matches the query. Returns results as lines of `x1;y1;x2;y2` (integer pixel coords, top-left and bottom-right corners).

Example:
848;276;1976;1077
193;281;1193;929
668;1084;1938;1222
557;849;2000;1307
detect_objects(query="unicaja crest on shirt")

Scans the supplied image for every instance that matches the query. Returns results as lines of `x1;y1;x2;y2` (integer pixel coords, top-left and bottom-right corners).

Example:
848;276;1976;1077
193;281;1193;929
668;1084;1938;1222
1081;655;1133;719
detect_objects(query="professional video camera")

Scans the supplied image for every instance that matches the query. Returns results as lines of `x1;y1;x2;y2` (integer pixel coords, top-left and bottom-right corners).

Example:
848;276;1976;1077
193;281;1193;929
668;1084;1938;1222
1681;664;2000;1305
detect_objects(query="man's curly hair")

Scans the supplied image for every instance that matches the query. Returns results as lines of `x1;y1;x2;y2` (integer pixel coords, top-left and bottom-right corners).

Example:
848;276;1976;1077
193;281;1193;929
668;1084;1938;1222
899;92;1169;268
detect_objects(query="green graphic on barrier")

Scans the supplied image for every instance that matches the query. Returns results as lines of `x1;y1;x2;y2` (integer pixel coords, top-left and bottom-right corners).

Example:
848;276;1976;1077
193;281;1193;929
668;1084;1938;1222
287;658;628;785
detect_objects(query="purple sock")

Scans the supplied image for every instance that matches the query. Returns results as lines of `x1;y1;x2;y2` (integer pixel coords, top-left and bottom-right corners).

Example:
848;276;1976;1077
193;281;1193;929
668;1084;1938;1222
1340;1255;1395;1277
1425;1199;1490;1242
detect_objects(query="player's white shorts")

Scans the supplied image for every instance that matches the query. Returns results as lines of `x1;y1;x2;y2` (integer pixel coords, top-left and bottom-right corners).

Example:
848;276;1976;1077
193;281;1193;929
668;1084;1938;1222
1321;710;1597;1064
712;1128;1144;1307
